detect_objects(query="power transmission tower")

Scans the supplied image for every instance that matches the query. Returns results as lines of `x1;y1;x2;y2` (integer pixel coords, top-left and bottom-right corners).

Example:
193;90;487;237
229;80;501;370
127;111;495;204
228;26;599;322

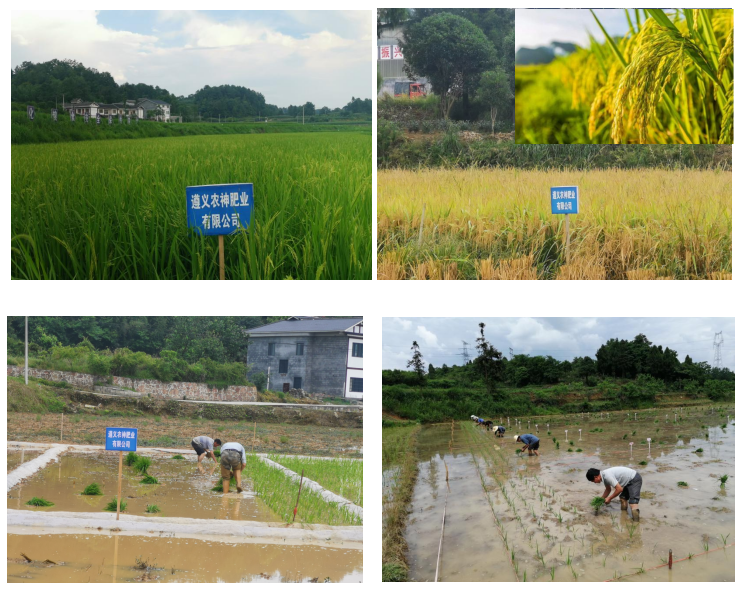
713;332;724;368
461;341;471;365
509;347;514;359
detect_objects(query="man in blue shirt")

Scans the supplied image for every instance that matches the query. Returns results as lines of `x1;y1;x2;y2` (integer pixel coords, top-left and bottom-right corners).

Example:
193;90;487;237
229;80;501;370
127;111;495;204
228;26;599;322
515;434;540;456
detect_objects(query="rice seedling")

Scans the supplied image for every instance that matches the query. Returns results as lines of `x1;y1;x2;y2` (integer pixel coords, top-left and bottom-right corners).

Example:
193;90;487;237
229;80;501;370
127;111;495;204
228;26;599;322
26;496;54;506
627;523;638;539
81;483;103;495
246;455;361;526
694;448;704;453
133;456;152;475
145;504;161;513
639;460;648;466
550;566;555;581
172;454;185;460
591;496;605;514
140;475;159;484
124;452;139;466
575;448;583;452
103;497;127;512
677;481;689;487
12;132;372;280
718;474;729;487
516;9;733;144
377;168;731;280
268;454;363;506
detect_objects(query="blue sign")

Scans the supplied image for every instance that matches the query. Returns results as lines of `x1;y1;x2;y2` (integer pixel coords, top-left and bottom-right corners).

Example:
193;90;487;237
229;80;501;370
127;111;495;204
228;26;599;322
105;427;138;452
551;185;579;214
186;183;254;236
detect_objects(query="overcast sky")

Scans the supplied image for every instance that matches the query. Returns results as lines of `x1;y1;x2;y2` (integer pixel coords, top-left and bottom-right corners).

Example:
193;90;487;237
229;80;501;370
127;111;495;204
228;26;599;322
11;10;372;108
516;8;637;50
383;318;735;371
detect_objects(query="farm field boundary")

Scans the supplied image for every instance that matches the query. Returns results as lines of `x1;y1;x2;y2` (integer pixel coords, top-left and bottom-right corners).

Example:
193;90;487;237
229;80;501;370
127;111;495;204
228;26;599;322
7;510;362;549
6;444;67;491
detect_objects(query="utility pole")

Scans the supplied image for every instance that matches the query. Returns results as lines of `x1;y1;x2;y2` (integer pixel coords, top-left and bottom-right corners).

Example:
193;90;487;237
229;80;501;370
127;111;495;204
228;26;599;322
266;365;271;392
713;332;724;368
460;341;470;365
24;316;28;385
303;105;305;125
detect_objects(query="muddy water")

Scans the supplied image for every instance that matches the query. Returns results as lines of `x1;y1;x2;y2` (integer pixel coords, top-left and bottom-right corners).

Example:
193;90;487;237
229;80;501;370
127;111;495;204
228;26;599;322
7;533;363;583
406;425;513;581
406;406;735;582
7;455;279;522
7;450;42;473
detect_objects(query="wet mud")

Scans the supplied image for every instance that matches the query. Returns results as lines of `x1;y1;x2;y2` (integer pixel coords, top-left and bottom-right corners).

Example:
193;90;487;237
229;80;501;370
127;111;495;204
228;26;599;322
404;406;735;581
7;454;279;522
7;533;363;583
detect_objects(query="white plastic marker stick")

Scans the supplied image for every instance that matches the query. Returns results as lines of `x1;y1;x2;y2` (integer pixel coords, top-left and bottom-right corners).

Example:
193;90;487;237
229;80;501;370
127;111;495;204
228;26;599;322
565;430;568;442
579;429;582;441
630;442;634;457
647;438;651;454
635;413;637;420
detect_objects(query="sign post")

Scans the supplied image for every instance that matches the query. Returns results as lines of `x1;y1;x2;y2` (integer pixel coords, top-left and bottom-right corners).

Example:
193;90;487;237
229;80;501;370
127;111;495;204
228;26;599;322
105;427;138;520
27;105;35;120
550;185;579;264
186;183;254;280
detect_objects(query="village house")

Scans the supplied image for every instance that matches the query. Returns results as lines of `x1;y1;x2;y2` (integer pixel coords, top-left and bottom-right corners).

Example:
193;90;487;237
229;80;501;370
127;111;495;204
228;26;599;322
246;317;363;400
63;98;176;121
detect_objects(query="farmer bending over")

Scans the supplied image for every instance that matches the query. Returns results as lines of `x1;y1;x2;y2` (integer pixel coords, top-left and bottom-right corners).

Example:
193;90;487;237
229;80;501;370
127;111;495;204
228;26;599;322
586;466;642;522
192;436;221;464
219;441;247;494
493;425;506;438
515;434;540;456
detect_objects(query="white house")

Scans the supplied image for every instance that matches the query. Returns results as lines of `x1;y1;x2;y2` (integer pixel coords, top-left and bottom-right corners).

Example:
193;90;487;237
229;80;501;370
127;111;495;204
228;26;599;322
63;98;173;121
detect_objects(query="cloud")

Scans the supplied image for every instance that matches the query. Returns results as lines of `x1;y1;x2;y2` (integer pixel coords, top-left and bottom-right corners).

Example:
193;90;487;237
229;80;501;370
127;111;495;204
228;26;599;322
11;10;372;107
415;325;439;347
392;317;412;330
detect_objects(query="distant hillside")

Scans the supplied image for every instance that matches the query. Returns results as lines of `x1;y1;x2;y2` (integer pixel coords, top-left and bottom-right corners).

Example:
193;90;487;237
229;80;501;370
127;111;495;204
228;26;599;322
515;41;577;65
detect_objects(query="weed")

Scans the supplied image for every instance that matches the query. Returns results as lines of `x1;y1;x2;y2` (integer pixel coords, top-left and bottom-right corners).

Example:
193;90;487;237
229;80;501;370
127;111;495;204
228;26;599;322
26;496;54;507
81;483;103;496
280;436;289;444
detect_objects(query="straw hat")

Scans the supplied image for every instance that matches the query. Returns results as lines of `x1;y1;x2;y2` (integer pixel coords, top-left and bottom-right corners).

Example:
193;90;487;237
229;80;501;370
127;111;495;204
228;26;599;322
513;435;519;441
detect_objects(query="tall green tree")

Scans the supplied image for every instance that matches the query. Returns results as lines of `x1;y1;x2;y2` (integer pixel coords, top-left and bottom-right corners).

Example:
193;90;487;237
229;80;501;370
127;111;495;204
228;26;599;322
407;340;426;382
473;322;503;392
401;13;496;119
476;69;513;135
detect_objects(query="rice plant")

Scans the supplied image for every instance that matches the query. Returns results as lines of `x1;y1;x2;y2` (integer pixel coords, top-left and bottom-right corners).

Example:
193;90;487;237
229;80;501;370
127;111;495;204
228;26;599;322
145;504;161;513
377;168;731;280
124;452;139;466
103;497;127;512
718;474;729;487
11;132;372;280
133;456;152;475
172;454;185;460
677;481;689;487
591;496;605;514
81;483;103;496
246;455;361;526
140;475;159;484
516;9;733;144
26;496;54;507
268;454;363;506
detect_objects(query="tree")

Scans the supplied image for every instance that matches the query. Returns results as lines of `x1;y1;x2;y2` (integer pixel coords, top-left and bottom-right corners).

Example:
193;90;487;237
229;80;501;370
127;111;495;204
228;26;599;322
377;8;411;38
302;101;316;116
476;69;513;135
401;13;496;119
407;340;426;382
473;322;503;391
573;356;597;385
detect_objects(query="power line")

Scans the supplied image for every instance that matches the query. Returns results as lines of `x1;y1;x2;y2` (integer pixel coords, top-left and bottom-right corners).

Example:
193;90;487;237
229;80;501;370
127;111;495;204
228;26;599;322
460;341;470;364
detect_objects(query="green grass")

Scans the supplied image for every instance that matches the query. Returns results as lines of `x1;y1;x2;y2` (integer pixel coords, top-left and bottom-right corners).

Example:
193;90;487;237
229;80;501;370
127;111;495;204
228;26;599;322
81;483;103;496
26;496;54;507
12;132;371;280
246;455;361;526
140;475;159;484
103;497;127;512
145;504;161;513
268;454;363;507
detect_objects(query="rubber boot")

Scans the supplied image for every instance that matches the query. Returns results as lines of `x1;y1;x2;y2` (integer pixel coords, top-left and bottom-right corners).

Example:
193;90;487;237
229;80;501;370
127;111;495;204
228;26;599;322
620;499;628;511
632;509;640;522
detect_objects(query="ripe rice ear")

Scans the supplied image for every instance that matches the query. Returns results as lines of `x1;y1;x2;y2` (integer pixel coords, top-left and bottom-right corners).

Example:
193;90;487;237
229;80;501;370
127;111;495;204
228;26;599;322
496;256;537;280
556;262;607;280
377;252;406;280
626;269;657;280
477;258;499;280
410;262;429;280
708;272;732;280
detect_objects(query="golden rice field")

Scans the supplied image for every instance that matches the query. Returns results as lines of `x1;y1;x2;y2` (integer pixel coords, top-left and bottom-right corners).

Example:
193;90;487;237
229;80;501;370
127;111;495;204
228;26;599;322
377;168;732;280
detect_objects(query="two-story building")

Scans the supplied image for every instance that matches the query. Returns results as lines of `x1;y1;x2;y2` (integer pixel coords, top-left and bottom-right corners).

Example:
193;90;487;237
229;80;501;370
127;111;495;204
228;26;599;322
63;98;173;121
246;317;363;400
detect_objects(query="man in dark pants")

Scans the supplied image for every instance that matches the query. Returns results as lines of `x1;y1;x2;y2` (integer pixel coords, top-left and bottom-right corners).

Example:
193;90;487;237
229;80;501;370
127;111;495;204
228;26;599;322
493;425;506;438
515;434;540;456
586;466;643;522
191;436;221;464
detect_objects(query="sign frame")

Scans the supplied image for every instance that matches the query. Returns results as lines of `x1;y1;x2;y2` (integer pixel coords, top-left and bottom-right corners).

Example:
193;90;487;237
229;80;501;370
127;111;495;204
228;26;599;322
551;185;579;264
106;427;138;521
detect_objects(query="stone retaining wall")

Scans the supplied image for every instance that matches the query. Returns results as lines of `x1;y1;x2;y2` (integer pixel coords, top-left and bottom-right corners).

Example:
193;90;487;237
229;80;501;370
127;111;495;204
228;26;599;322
7;366;257;402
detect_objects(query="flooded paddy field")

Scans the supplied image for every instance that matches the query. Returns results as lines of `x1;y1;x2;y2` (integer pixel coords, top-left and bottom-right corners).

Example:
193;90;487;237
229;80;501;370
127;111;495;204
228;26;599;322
404;405;734;582
7;450;42;472
7;533;363;583
8;454;278;521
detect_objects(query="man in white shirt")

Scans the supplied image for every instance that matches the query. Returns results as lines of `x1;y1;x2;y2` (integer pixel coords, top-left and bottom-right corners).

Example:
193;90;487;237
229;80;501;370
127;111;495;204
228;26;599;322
219;442;247;494
586;466;643;521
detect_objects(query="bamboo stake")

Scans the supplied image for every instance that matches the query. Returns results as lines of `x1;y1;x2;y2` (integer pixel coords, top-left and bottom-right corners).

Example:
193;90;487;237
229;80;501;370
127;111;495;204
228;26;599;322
116;451;123;521
292;469;305;522
60;413;64;442
418;203;426;246
251;421;257;453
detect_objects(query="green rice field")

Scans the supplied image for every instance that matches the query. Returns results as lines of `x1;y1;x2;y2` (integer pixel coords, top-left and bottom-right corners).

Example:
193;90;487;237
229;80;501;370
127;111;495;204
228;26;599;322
11;131;371;280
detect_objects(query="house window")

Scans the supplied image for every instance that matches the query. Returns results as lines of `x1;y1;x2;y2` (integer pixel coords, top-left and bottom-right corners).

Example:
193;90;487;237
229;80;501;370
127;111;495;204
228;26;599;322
350;377;363;393
352;343;363;358
268;343;275;356
293;377;302;389
279;359;289;374
296;343;304;356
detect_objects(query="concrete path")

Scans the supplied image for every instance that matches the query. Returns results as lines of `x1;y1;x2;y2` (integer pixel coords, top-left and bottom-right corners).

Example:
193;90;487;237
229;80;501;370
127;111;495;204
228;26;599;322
7;510;362;549
7;445;67;492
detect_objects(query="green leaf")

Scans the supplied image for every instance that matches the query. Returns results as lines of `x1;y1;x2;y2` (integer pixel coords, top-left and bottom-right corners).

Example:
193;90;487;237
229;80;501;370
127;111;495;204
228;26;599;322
590;9;627;67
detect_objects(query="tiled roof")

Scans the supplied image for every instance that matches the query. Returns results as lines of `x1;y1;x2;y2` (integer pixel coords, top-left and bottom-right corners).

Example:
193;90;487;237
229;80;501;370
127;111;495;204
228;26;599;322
248;317;362;334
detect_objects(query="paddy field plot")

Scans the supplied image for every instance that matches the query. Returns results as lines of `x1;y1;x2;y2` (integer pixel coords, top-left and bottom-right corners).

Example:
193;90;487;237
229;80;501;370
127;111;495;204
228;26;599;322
12;131;371;280
377;168;731;280
397;407;734;581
